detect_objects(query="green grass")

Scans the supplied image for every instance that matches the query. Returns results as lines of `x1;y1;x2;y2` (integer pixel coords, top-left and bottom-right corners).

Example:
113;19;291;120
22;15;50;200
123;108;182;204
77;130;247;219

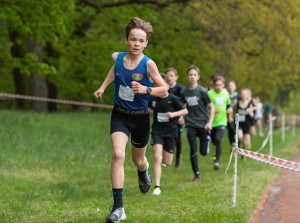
0;110;299;222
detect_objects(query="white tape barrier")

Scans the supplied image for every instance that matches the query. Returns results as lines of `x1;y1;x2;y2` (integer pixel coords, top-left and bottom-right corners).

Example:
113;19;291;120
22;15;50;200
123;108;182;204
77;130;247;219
226;147;300;173
256;132;271;153
0;92;113;109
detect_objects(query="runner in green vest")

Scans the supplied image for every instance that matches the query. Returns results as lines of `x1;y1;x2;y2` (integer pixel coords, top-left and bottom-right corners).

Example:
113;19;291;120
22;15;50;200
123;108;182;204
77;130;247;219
208;76;232;170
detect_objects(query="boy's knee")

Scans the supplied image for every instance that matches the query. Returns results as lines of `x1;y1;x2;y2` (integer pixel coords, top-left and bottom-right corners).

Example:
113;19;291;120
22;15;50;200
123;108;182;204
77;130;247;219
153;154;162;163
112;149;125;162
132;158;144;168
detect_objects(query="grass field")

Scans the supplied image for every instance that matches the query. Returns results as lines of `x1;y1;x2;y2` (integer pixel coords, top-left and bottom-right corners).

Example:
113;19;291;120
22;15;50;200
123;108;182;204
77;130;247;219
0;110;299;223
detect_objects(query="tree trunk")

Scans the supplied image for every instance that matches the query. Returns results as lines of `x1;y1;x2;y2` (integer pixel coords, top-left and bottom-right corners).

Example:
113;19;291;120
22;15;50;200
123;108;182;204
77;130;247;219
27;39;48;112
9;32;48;112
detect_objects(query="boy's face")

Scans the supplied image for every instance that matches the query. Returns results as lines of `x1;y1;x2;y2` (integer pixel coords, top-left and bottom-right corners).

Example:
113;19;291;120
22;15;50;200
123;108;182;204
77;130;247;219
240;90;247;100
125;28;148;55
228;82;236;92
186;69;200;85
166;71;178;86
214;80;224;93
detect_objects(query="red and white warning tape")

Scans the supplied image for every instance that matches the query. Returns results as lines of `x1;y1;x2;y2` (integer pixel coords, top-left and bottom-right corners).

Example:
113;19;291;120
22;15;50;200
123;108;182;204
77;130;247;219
0;92;113;109
226;147;300;173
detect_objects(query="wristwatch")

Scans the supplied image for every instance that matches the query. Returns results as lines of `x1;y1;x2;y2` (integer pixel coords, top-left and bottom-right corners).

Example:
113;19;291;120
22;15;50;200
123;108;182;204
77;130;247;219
146;87;152;95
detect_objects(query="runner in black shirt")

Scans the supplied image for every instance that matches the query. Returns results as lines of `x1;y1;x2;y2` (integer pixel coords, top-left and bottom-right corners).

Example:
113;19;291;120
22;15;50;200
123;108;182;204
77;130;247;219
237;89;253;159
166;67;185;169
149;74;188;195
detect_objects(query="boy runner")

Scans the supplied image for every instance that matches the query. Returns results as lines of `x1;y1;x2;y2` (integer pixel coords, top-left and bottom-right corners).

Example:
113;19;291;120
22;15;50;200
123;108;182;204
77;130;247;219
149;74;188;195
237;88;254;158
227;81;240;147
254;96;264;137
166;67;185;169
180;65;215;182
94;17;167;223
208;76;232;170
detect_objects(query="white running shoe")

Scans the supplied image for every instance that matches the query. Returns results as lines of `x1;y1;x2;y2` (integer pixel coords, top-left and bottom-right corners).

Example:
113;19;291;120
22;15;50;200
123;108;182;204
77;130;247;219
152;187;161;195
106;207;126;223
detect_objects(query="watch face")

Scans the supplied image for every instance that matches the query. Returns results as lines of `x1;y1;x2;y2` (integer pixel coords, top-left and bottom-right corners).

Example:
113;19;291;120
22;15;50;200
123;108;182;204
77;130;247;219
147;87;152;94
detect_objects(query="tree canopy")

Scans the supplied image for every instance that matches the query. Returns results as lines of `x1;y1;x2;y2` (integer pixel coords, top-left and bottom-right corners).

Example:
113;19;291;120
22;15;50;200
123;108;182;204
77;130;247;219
0;0;299;111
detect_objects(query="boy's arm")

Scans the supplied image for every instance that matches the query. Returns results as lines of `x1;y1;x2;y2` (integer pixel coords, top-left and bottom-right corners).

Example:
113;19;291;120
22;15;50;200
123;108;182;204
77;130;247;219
165;108;188;119
94;53;118;100
247;104;254;118
205;102;215;131
131;60;167;97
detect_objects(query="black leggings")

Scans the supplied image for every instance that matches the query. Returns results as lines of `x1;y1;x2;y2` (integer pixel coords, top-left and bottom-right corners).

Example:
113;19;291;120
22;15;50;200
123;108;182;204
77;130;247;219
227;121;235;145
186;126;210;175
211;126;226;163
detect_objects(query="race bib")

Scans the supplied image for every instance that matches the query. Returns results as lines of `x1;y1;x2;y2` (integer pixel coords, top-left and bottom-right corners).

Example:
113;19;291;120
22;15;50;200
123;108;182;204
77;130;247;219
216;97;224;105
187;96;198;106
157;112;169;122
118;85;134;102
239;114;246;122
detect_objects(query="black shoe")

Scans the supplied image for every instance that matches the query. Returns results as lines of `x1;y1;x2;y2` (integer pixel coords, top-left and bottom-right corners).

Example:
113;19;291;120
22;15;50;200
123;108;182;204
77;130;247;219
106;207;126;223
138;162;152;193
175;156;181;169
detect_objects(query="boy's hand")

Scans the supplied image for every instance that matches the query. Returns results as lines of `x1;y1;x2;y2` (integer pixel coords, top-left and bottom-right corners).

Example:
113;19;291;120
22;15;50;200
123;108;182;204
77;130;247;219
94;88;104;100
131;81;147;94
178;116;185;125
215;108;220;114
246;107;252;113
227;107;233;114
205;121;212;131
165;112;174;118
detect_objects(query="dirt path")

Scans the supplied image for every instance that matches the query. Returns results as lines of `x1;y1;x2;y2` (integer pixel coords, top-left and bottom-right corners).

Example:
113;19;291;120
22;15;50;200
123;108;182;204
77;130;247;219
251;137;300;223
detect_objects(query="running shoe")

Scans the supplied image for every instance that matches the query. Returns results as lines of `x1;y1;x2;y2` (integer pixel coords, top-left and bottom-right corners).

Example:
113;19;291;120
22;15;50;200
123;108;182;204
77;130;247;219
138;162;152;193
214;162;220;170
259;132;264;137
161;162;167;167
152;187;161;195
106;207;126;223
175;156;181;169
190;175;201;183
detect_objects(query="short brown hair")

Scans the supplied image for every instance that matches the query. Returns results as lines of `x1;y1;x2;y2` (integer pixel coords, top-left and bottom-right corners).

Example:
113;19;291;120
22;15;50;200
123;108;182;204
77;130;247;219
125;17;153;40
186;64;200;74
160;73;170;84
213;76;225;84
166;67;178;76
210;73;221;81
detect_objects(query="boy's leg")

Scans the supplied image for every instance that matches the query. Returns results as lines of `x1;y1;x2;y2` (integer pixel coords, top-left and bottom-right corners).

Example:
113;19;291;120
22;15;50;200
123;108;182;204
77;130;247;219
198;128;210;156
175;124;183;168
106;132;128;223
186;127;200;182
132;145;152;193
243;134;249;150
111;132;128;188
152;144;163;188
257;119;263;136
163;150;174;166
228;121;235;146
162;137;175;166
213;128;226;166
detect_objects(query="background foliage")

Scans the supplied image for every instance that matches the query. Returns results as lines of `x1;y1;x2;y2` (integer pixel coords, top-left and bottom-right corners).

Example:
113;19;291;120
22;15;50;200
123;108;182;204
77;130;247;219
0;0;299;112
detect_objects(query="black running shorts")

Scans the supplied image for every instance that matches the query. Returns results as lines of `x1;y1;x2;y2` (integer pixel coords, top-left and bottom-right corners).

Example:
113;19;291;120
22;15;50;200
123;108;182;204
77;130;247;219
151;133;176;154
239;122;250;134
110;106;150;148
